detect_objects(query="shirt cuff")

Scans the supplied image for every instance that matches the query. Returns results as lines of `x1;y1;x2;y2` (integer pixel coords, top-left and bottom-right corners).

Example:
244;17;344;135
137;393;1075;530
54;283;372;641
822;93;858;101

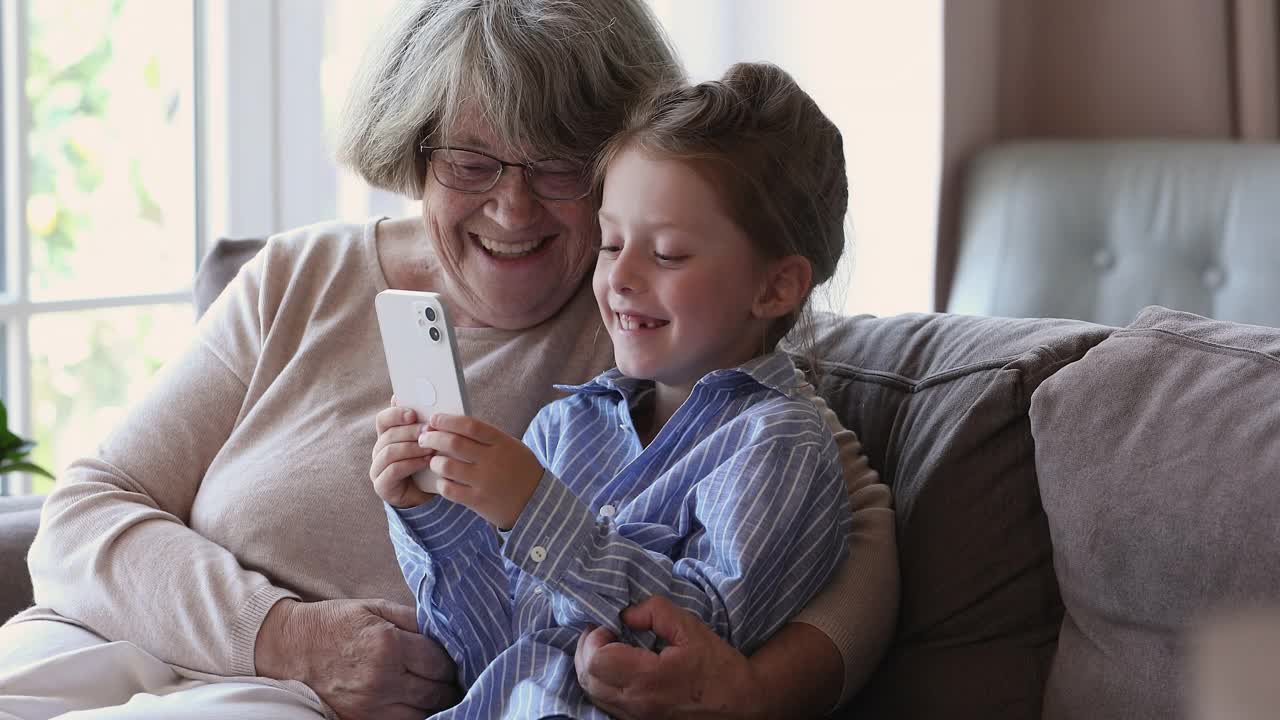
501;469;596;584
386;497;492;558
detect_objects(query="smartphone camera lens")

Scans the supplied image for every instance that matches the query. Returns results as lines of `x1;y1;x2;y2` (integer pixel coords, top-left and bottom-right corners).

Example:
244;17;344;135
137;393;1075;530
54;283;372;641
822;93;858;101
429;326;441;342
425;306;437;322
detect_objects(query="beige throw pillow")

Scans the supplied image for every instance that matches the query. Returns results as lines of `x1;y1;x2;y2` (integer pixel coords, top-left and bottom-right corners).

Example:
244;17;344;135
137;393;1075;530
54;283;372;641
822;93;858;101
1031;306;1280;720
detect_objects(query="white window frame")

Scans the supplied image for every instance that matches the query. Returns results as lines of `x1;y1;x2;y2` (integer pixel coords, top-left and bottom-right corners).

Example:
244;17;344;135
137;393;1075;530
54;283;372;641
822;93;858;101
0;0;373;495
199;0;284;242
201;0;412;243
1;0;205;494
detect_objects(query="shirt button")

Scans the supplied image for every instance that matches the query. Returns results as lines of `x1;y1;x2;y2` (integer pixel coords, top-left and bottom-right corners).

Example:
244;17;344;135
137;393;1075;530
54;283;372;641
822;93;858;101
600;504;616;519
529;546;547;563
532;585;544;595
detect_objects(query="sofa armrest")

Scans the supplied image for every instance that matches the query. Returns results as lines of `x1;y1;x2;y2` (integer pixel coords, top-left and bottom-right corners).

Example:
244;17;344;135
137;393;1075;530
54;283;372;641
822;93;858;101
0;495;44;624
194;237;266;319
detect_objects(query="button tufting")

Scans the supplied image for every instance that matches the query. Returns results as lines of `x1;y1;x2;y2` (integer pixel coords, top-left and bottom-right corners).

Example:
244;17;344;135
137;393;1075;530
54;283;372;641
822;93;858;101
1092;248;1115;271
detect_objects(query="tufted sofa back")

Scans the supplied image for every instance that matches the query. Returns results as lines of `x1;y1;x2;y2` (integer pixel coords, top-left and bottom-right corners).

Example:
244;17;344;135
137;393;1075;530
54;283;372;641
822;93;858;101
948;141;1280;326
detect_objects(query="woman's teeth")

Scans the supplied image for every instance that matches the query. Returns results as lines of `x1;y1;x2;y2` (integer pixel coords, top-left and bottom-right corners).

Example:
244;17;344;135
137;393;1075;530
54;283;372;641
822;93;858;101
618;314;668;330
472;233;548;258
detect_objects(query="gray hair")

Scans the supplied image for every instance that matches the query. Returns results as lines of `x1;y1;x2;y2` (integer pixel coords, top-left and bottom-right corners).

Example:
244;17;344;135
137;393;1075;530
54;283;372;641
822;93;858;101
335;0;683;198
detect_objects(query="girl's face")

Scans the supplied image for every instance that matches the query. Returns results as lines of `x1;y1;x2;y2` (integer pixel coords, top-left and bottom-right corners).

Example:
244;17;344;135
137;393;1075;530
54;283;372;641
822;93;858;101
594;148;773;393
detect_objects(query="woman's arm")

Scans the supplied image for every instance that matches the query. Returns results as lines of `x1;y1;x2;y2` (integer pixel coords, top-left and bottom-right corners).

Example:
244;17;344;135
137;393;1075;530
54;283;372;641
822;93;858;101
27;341;294;676
27;237;464;720
26;244;282;676
788;372;899;703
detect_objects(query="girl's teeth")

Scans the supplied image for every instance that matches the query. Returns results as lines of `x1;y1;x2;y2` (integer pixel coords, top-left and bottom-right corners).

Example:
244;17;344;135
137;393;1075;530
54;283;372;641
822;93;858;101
619;314;667;330
474;234;547;257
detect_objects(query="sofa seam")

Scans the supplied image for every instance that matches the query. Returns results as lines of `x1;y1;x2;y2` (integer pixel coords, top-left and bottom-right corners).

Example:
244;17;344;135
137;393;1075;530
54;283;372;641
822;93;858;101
814;337;1106;394
1115;327;1280;367
815;356;1026;392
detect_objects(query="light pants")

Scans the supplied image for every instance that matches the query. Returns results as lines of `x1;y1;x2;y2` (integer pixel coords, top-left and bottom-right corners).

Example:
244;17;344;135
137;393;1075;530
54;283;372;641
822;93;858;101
0;620;326;720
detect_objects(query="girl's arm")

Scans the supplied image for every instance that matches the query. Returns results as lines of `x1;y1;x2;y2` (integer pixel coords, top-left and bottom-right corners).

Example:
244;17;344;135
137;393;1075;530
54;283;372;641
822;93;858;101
385;500;513;688
507;423;850;653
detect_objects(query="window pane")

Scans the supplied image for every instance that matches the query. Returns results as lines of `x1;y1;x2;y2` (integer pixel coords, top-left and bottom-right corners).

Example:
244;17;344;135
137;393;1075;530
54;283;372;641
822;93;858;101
31;305;194;494
27;0;195;301
322;0;417;221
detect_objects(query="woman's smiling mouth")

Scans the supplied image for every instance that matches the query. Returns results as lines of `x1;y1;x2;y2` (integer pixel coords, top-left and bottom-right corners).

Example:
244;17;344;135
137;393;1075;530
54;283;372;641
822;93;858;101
470;232;553;258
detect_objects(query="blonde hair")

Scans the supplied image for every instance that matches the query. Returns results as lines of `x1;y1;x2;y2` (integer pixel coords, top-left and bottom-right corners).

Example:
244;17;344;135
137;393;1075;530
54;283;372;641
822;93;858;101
595;62;848;350
336;0;683;198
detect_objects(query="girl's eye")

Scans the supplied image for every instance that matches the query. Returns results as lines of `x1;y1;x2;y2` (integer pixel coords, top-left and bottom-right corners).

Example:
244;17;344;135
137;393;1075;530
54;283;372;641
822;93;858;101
654;252;688;263
598;244;621;254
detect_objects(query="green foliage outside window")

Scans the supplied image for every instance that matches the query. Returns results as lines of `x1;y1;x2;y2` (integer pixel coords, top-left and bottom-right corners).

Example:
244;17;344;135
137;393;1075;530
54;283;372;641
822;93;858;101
27;0;121;290
22;0;196;494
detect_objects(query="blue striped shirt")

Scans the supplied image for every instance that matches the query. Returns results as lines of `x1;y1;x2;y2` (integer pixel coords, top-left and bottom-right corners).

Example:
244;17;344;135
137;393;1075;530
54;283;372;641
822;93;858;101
386;352;851;719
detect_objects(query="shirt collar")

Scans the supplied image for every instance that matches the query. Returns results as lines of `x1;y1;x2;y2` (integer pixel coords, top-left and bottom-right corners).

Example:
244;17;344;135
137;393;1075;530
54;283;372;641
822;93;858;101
554;352;804;402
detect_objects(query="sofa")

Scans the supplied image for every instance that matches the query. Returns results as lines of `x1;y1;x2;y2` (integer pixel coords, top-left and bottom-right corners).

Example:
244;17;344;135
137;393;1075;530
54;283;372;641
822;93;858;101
3;141;1278;719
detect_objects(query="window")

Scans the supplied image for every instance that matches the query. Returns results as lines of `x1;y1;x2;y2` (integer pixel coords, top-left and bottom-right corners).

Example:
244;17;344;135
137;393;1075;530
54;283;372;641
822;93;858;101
322;0;418;222
1;0;198;495
0;1;943;495
649;0;943;317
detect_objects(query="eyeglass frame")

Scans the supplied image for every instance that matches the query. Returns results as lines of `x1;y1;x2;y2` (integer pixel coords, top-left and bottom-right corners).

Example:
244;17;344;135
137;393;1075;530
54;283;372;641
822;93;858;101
417;140;592;201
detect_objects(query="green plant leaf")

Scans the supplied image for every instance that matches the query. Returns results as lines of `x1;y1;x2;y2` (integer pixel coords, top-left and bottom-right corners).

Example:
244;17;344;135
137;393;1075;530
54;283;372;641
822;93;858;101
0;462;55;480
0;428;20;452
0;399;55;483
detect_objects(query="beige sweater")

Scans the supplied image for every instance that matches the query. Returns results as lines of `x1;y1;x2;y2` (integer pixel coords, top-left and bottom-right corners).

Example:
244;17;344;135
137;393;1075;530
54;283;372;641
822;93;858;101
17;218;896;702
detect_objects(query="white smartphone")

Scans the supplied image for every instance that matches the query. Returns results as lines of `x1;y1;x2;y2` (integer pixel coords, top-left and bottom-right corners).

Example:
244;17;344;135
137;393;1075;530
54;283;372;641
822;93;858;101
374;289;470;494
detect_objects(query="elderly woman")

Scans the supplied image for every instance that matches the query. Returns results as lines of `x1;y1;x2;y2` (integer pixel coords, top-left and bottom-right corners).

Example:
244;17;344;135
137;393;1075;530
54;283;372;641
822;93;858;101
0;1;896;719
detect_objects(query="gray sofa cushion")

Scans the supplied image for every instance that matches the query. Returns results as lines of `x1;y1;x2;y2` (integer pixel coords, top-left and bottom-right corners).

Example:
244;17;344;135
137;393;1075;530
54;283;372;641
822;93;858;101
1031;306;1280;720
194;237;267;319
0;495;45;623
802;312;1114;719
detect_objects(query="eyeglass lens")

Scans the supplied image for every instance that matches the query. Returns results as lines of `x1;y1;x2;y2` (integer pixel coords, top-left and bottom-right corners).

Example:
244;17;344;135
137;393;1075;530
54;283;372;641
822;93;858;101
430;148;587;200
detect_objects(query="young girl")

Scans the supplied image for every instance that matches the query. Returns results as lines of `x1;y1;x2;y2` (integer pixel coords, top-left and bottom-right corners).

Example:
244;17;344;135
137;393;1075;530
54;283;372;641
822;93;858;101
371;62;854;719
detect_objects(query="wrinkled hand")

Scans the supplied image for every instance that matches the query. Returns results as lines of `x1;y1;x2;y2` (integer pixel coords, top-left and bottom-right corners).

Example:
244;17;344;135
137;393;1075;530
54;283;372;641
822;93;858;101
416;413;544;528
255;598;460;720
575;596;763;720
370;397;436;509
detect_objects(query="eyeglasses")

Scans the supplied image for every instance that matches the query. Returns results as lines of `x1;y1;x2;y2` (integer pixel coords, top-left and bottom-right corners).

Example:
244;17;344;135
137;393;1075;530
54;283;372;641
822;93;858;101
419;142;591;201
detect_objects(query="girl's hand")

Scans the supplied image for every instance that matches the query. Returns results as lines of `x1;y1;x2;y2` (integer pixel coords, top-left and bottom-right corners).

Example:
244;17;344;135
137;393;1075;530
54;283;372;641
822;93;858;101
370;397;436;508
417;414;544;529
